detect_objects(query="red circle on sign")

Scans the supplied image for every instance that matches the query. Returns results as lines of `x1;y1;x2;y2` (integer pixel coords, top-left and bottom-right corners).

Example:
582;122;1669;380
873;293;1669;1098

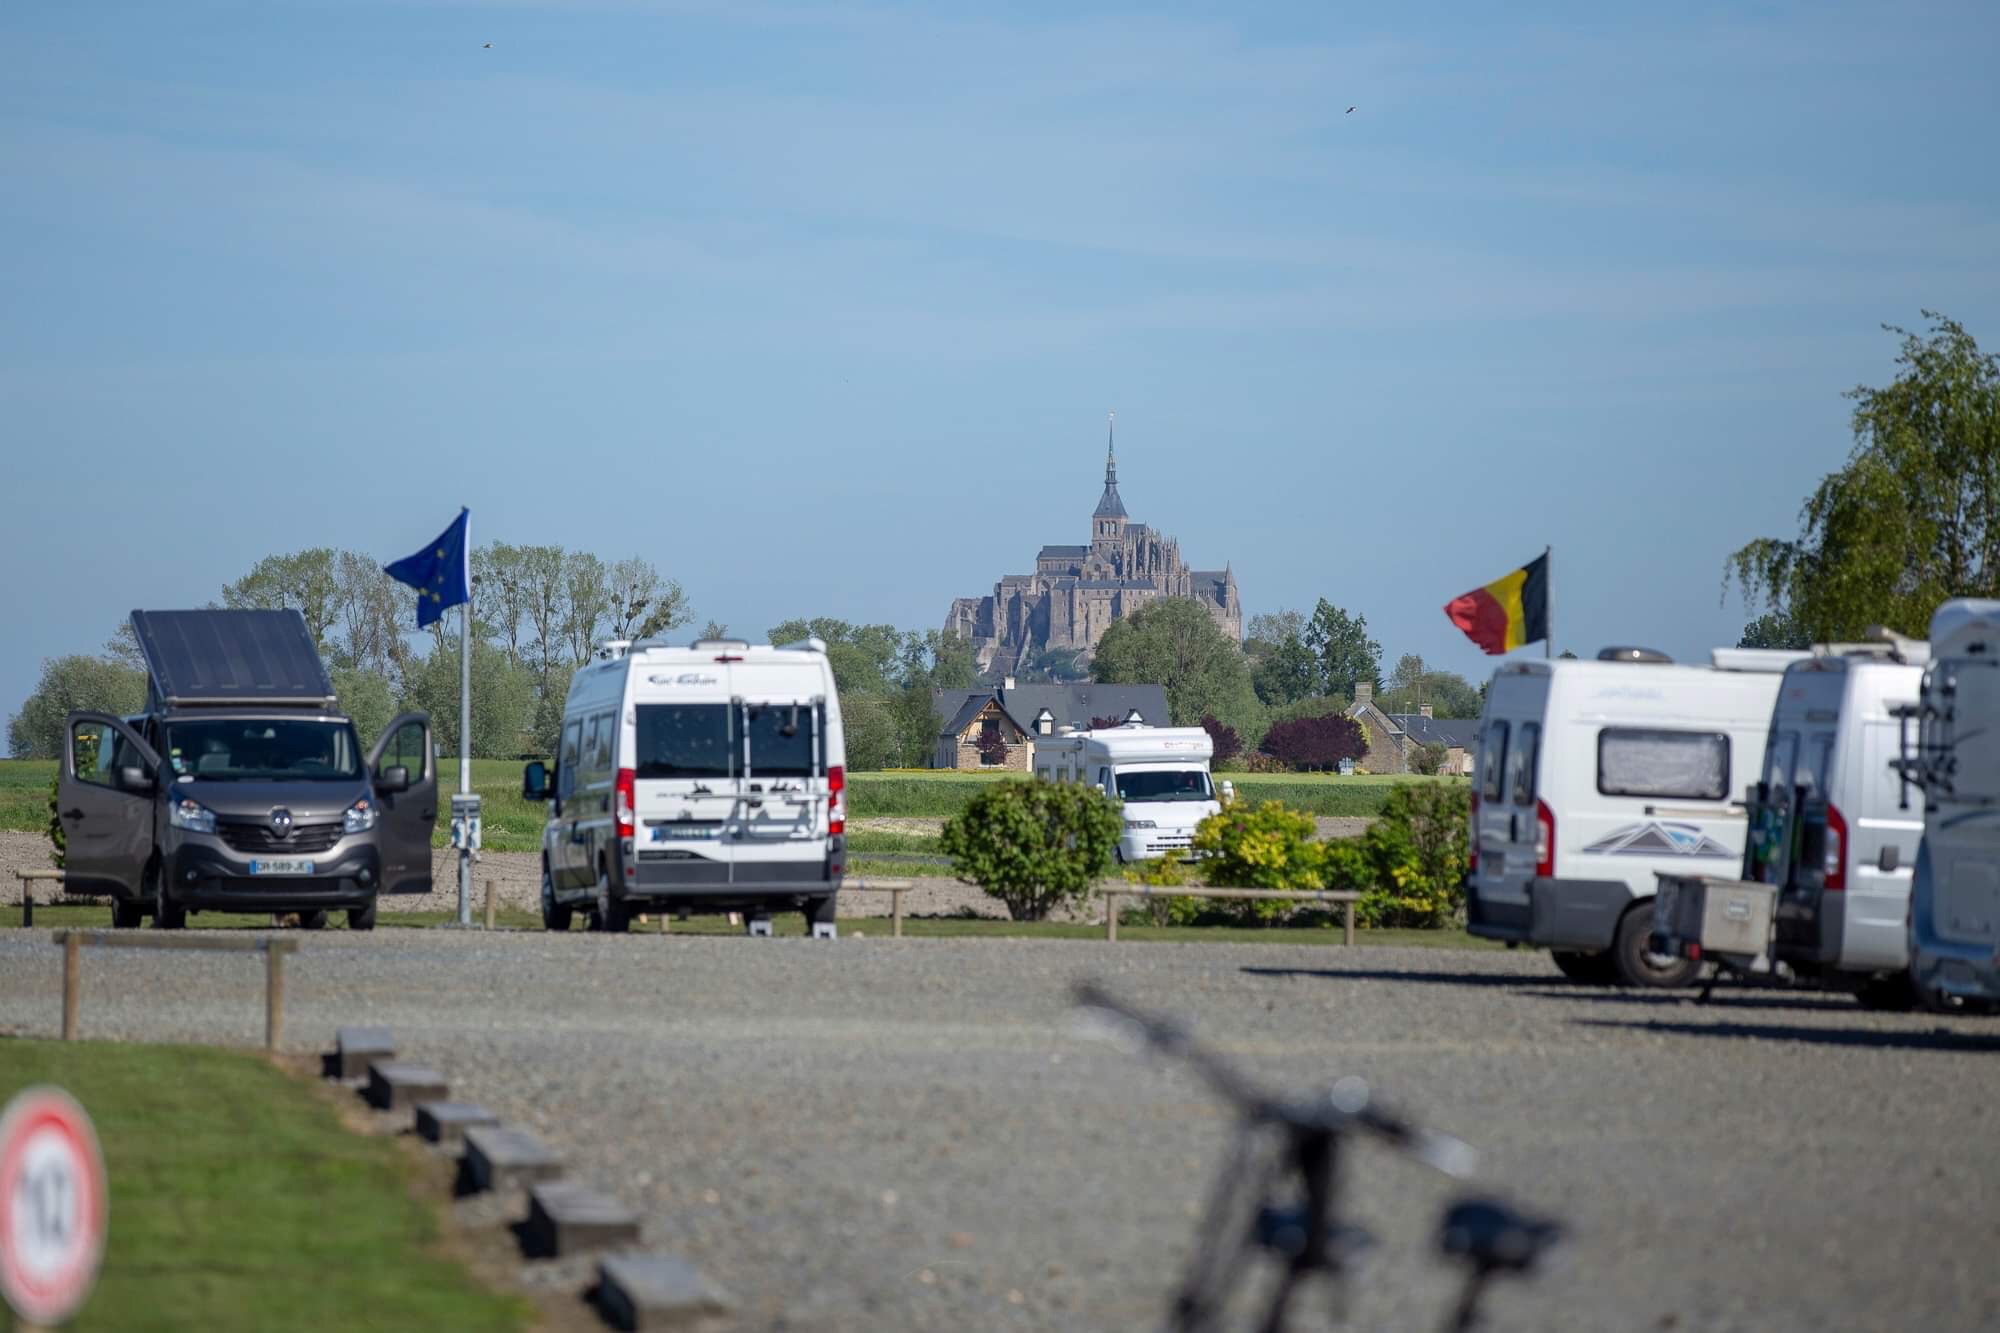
0;1087;108;1326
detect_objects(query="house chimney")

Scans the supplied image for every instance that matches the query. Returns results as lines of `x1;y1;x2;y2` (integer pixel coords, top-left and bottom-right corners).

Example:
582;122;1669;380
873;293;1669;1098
1002;675;1016;691
1420;704;1434;719
1354;681;1372;705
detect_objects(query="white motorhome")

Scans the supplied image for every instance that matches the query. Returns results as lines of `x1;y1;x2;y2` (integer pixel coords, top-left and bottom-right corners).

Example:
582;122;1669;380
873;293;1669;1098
1906;599;2000;1013
1465;646;1803;986
521;637;846;933
1031;723;1221;862
1739;643;1927;1005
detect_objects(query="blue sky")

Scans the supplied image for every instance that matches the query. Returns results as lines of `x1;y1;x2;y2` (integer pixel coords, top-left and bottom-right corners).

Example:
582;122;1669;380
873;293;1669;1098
5;0;1998;724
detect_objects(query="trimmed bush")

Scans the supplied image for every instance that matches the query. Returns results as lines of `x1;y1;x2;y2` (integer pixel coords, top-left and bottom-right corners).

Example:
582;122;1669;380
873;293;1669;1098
939;777;1124;921
1191;800;1329;922
1330;782;1471;928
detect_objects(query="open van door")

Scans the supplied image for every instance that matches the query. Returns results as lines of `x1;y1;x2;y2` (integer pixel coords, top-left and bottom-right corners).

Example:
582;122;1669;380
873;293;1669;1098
368;713;436;895
58;712;160;902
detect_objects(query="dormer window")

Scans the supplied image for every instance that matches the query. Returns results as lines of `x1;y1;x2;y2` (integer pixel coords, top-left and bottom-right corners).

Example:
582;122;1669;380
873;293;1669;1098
1035;708;1055;735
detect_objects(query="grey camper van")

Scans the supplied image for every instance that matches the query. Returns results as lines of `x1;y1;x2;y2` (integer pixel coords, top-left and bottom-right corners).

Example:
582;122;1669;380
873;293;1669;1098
56;610;437;930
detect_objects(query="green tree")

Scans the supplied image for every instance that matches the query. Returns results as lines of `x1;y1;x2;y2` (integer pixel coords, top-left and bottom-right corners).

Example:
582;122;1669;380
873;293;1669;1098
329;666;396;748
8;656;148;759
1727;313;2000;640
1329;783;1470;928
222;549;341;651
1092;599;1261;736
400;637;536;758
1738;612;1810;650
1246;610;1321;706
839;693;902;771
1377;654;1482;718
1304;600;1381;698
939;778;1123;920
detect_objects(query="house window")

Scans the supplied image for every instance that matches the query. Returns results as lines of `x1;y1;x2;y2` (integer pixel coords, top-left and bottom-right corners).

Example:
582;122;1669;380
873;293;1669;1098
978;718;1006;766
1036;709;1054;735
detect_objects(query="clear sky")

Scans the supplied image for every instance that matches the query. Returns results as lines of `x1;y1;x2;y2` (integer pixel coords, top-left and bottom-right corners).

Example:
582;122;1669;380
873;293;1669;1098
5;0;1998;725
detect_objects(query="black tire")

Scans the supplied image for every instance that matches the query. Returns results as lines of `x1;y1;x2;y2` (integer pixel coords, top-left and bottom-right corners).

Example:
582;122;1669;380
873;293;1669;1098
592;868;630;934
298;910;329;931
1855;972;1918;1011
541;865;573;932
1550;950;1618;984
111;898;146;930
1611;903;1700;988
153;872;187;931
803;895;838;931
348;901;377;932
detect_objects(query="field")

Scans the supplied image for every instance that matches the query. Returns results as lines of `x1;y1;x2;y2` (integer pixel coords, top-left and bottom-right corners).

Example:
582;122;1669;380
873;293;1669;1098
0;760;1441;853
0;1039;526;1331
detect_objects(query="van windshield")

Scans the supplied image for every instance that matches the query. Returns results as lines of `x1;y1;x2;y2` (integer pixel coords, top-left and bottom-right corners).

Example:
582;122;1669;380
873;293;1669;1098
745;703;818;778
635;704;732;779
165;719;361;781
1116;769;1215;802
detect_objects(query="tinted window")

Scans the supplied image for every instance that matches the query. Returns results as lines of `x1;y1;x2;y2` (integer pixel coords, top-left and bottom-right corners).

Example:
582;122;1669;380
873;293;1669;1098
380;720;428;778
71;720;124;787
1510;723;1541;805
559;719;583;799
1479;721;1510;802
636;704;732;779
1116;769;1215;802
164;719;360;781
1597;729;1729;800
593;712;615;769
745;702;817;778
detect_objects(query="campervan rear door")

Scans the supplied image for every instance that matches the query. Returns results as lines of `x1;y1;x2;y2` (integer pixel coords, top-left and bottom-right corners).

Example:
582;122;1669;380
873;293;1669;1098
630;664;740;876
1472;669;1548;909
735;658;832;872
1841;668;1923;967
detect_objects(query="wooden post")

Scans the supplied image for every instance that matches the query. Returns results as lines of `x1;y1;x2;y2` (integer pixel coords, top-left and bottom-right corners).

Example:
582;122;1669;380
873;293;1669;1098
264;944;285;1051
1105;892;1119;943
21;885;31;929
892;887;905;939
61;932;80;1040
484;878;497;931
1343;900;1355;947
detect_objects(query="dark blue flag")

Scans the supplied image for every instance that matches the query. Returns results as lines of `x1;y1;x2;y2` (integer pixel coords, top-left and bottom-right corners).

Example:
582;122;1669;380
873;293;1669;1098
384;508;471;628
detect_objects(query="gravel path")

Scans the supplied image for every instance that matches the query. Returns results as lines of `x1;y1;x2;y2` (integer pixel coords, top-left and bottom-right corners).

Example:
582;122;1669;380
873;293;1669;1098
1;928;1994;1331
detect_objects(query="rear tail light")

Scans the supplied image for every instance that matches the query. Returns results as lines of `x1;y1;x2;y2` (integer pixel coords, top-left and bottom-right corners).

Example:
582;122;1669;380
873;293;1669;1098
615;767;635;840
1823;802;1846;890
1467;793;1479;873
827;765;845;836
1535;799;1555;878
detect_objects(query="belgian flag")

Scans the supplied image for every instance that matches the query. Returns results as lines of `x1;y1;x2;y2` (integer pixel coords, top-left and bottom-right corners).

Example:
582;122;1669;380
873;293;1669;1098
1444;552;1549;655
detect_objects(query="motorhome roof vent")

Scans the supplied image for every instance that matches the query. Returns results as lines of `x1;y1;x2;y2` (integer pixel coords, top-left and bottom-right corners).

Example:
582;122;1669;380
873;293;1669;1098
691;638;753;650
598;639;634;660
1597;646;1673;663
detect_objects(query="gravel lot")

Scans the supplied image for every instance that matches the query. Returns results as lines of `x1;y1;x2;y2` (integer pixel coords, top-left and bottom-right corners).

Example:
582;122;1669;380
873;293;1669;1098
2;928;1995;1332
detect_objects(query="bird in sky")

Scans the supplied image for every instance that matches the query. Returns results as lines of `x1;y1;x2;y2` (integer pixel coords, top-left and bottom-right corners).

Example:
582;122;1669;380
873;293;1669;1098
1346;106;1356;114
483;42;493;49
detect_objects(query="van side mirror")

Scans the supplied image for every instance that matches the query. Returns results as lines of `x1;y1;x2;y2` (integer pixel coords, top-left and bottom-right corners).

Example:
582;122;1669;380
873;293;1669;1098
1220;780;1235;804
116;766;151;793
1878;845;1900;873
376;765;411;795
522;761;550;801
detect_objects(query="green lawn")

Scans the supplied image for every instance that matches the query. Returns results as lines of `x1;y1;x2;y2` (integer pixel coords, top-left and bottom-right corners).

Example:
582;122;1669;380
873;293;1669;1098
0;1040;528;1332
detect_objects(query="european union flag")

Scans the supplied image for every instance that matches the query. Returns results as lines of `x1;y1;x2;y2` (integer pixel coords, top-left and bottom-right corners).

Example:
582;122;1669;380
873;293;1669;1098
384;508;471;628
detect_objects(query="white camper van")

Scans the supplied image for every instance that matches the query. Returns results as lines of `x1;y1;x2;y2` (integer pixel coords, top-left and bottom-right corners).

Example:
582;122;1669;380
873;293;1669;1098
1906;599;2000;1012
1737;644;1927;1003
1031;723;1221;862
1465;646;1803;985
521;637;846;933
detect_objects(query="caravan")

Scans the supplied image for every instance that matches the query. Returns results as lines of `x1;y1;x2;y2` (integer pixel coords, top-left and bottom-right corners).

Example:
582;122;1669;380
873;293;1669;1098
1464;646;1803;985
522;637;846;933
1031;723;1221;862
1905;600;2000;1012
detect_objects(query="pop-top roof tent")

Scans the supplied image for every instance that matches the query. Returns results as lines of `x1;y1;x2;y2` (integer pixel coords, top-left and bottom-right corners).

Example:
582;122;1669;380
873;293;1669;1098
130;609;337;710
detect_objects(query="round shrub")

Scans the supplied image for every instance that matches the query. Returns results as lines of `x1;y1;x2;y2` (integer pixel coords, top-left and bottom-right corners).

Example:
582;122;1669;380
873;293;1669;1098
939;777;1123;921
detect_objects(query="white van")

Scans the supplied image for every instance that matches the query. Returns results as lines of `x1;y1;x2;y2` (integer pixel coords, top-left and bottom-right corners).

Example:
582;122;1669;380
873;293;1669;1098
521;637;846;933
1031;723;1221;862
1906;599;2000;1012
1465;646;1803;985
1740;645;1926;1004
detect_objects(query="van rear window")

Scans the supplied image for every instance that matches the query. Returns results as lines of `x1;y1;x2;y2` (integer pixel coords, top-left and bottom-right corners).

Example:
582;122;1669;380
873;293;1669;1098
1597;729;1729;800
744;703;818;778
635;705;732;779
1479;721;1510;802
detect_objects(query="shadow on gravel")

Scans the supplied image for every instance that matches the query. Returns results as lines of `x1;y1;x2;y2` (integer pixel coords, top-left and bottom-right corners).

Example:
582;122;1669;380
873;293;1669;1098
1242;966;1546;989
1514;988;1865;1012
1573;1017;2000;1053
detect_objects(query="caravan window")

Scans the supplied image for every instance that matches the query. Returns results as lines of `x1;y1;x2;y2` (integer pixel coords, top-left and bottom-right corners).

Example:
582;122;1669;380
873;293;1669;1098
1479;722;1510;802
635;704;732;779
1510;723;1541;805
1597;729;1729;800
744;703;817;778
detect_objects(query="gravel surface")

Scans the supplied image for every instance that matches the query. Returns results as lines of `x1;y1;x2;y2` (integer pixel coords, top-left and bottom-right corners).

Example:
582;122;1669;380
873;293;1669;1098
2;928;1995;1331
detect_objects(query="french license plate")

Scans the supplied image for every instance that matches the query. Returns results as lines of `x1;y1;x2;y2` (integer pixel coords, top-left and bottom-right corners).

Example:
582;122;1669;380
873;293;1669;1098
248;858;315;876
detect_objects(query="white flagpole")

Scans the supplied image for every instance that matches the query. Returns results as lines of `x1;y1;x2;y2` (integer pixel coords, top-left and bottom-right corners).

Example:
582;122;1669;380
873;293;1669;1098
458;510;473;926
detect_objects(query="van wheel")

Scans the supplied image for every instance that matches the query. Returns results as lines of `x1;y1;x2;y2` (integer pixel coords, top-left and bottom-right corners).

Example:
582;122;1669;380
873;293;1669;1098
541;866;573;932
1550;950;1618;984
592;870;630;934
298;910;329;931
111;899;145;930
1855;973;1918;1011
348;901;377;932
804;895;837;930
153;875;187;931
1611;904;1699;988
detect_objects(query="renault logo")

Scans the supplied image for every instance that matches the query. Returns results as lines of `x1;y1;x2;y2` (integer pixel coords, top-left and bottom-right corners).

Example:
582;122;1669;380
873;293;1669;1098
269;807;294;838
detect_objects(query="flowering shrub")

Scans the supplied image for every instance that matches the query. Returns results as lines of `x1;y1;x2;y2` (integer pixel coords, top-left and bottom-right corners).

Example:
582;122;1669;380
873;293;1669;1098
1192;800;1329;922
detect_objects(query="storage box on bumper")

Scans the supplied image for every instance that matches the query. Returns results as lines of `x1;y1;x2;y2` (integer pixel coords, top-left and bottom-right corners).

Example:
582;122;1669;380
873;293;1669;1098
1465;875;1633;951
162;824;381;910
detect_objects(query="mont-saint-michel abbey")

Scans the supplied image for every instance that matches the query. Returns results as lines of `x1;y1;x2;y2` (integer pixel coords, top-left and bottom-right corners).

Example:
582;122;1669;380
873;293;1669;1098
945;427;1244;677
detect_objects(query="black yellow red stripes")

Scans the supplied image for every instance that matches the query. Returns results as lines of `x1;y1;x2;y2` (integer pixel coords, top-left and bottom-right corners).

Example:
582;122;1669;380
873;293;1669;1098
1443;553;1549;654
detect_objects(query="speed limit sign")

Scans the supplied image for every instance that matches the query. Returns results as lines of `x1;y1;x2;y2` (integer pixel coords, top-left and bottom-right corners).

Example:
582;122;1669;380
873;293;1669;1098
0;1088;107;1326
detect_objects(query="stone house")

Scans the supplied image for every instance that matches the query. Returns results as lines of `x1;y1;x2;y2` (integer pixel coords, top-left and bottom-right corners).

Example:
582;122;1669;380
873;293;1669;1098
931;679;1172;770
1344;683;1480;776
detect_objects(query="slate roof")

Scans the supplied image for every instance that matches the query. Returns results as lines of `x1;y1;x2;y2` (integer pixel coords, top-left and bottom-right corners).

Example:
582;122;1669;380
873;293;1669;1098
1038;545;1090;559
1384;713;1482;749
932;683;1172;741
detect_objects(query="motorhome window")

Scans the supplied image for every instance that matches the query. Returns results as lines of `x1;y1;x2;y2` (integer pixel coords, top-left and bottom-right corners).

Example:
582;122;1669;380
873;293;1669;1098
1510;723;1541;805
744;702;817;778
1115;770;1216;802
1596;729;1729;800
1479;722;1510;802
559;719;582;799
592;712;614;769
635;704;733;779
581;716;602;781
1801;735;1834;796
164;719;361;781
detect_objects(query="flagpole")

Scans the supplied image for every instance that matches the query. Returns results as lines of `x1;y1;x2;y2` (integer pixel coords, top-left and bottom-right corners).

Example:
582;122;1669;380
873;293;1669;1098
458;515;473;927
1544;545;1553;661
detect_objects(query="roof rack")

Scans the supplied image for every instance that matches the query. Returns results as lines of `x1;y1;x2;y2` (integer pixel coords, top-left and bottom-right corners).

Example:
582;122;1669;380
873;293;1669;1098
130;609;337;709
